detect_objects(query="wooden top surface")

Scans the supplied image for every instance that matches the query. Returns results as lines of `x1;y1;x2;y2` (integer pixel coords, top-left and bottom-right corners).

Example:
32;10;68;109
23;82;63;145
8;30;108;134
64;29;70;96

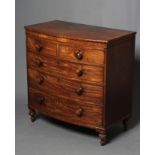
25;20;136;43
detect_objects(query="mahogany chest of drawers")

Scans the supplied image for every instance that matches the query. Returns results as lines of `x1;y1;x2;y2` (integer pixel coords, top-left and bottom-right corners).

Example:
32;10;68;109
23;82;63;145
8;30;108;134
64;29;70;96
25;20;136;145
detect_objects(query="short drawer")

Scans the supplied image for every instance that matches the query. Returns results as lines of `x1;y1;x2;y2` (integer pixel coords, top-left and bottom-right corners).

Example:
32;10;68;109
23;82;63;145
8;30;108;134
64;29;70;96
27;52;59;76
28;69;103;104
26;35;57;57
59;45;104;65
28;89;102;128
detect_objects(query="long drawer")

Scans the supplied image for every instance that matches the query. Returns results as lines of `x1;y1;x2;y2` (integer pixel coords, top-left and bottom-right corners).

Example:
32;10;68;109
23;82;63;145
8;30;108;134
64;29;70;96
28;68;103;104
29;89;103;128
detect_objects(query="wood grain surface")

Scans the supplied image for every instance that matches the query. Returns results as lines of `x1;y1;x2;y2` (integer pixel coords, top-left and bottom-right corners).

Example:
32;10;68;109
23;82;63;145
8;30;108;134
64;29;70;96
27;52;104;85
25;20;136;145
59;44;104;65
25;20;135;44
27;35;57;57
28;68;104;104
29;88;102;128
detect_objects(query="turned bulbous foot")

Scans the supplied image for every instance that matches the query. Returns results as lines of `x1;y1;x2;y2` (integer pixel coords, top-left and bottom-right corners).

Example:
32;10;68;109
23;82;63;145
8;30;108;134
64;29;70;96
29;108;37;122
122;117;129;131
96;128;107;145
99;133;106;145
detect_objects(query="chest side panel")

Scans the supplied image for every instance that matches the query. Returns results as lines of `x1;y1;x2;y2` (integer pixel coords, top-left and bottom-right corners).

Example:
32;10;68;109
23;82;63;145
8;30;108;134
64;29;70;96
105;35;135;128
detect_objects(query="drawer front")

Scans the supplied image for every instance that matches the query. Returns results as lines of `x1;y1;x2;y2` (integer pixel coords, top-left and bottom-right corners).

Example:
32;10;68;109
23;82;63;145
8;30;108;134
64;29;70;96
28;69;103;104
59;45;104;65
27;52;59;76
27;35;57;57
29;89;102;128
27;52;104;84
59;61;103;84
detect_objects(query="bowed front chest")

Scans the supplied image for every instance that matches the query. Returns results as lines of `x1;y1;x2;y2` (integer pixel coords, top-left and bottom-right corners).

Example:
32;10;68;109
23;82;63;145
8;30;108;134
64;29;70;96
25;20;136;145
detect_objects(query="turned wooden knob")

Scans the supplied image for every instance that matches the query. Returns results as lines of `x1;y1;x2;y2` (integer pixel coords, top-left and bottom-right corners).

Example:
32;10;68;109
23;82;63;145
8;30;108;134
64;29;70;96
76;86;84;96
35;59;43;67
76;67;83;77
74;50;83;60
35;44;42;52
36;76;44;84
75;108;83;117
36;96;45;105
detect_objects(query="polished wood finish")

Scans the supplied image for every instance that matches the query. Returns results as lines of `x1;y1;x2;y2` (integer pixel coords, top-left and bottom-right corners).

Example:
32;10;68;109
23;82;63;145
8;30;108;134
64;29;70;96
105;37;135;128
29;89;102;128
28;68;103;103
27;52;104;85
25;20;135;44
59;45;104;65
27;35;57;57
25;20;136;145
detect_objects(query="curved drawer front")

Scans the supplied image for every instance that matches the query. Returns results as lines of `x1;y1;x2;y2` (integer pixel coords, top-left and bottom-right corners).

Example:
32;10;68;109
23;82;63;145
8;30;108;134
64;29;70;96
27;52;59;76
29;89;102;128
59;61;103;84
27;52;104;84
59;45;104;65
27;35;57;57
28;69;103;104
